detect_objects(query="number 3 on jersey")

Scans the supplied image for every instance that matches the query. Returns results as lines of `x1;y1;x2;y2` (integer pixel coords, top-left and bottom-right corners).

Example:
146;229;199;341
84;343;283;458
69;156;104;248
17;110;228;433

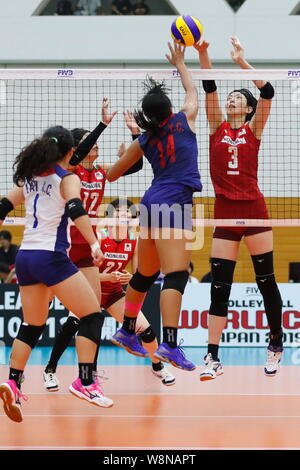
227;146;239;175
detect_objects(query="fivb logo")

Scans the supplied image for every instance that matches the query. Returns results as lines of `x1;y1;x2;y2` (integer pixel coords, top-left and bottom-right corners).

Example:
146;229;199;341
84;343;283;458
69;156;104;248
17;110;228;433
57;69;74;77
288;71;300;78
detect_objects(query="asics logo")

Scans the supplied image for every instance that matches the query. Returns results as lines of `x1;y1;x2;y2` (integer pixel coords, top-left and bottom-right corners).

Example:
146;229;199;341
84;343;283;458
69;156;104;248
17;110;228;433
213;263;220;266
257;259;264;263
214;285;221;288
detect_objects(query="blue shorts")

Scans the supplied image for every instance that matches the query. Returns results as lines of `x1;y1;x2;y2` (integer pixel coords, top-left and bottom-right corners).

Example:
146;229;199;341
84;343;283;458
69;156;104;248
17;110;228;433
140;183;193;230
16;250;78;287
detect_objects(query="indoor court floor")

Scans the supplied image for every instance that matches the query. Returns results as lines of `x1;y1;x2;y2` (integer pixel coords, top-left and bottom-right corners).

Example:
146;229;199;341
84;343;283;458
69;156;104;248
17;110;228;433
0;347;299;450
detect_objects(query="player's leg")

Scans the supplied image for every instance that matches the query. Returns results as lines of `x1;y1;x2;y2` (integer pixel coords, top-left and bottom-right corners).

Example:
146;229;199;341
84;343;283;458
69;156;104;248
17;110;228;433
44;266;101;390
51;271;113;407
111;232;161;355
152;229;195;371
0;284;50;422
108;298;175;385
200;232;239;381
245;229;283;376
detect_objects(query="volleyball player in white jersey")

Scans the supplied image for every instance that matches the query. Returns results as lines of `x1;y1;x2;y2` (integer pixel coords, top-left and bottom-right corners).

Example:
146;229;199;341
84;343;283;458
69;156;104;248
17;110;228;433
0;125;113;423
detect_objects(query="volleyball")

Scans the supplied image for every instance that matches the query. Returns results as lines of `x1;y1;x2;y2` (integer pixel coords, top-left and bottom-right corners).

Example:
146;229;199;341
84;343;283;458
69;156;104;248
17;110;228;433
171;15;203;47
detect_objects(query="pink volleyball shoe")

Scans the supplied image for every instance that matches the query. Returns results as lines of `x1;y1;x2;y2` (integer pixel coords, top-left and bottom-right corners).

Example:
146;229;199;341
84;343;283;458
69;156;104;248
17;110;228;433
69;377;113;408
0;380;28;423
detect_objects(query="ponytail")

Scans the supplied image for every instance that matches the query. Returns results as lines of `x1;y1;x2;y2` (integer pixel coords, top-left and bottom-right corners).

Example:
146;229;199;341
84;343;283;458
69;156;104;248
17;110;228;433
13;125;73;186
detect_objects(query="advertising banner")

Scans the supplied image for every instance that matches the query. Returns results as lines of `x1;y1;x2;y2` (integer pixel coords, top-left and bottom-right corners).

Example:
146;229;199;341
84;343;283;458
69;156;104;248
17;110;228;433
179;283;300;347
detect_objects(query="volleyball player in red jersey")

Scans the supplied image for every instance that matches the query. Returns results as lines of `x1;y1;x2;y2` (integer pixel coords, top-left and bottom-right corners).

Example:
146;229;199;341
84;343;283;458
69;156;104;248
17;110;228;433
194;37;283;379
43;100;143;390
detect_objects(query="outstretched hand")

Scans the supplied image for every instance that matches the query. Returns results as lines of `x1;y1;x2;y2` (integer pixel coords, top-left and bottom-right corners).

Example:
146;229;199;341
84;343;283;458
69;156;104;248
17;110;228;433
166;41;186;67
230;36;245;64
123;110;140;134
101;97;117;126
193;39;210;53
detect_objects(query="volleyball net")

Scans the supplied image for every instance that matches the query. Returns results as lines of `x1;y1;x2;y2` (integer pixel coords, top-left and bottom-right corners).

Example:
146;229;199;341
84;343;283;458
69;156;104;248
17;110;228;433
0;68;299;227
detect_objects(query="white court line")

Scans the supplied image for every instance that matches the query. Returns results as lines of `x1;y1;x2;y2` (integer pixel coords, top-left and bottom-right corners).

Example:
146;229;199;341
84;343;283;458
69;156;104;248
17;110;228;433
1;414;300;419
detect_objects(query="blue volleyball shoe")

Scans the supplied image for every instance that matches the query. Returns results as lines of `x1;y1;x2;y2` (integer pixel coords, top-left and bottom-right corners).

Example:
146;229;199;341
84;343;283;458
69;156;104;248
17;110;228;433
111;328;149;357
154;342;196;371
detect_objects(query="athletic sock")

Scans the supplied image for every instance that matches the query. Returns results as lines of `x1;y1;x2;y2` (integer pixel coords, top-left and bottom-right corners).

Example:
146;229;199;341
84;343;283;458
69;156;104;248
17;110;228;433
123;315;137;334
269;330;283;349
9;368;24;390
207;344;219;361
163;327;177;349
79;363;94;386
152;361;164;371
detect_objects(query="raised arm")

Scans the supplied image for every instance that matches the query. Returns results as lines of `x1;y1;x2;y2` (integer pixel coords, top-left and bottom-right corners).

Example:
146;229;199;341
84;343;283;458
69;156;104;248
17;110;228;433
166;41;198;131
106;139;144;182
230;36;274;139
69;98;117;167
194;39;223;135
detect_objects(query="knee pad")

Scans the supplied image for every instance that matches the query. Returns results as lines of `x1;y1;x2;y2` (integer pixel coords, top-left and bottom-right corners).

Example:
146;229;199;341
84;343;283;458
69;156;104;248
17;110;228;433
129;270;160;293
138;325;157;343
16;322;46;349
251;251;274;277
209;281;232;317
60;315;80;337
209;258;235;317
210;258;236;284
77;312;104;345
162;270;189;295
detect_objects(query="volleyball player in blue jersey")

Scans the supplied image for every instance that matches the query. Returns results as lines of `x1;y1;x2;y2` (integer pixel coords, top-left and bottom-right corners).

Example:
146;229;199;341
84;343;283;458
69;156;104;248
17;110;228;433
0;126;114;422
107;42;202;371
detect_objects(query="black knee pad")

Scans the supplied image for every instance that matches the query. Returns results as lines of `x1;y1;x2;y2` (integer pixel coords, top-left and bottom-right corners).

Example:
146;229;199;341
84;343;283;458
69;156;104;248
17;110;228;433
209;258;236;317
16;322;46;349
60;316;80;337
77;312;104;345
129;270;160;293
209;281;232;317
210;257;236;283
138;325;157;343
251;251;274;276
161;270;189;295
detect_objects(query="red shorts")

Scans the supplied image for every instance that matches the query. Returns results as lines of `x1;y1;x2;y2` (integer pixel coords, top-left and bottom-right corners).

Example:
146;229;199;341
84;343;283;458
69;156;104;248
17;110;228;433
69;244;93;268
213;195;271;241
101;288;125;310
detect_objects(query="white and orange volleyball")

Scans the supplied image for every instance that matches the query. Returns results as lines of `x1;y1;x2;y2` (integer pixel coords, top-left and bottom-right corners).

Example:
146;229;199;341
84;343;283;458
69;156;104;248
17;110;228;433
171;15;203;47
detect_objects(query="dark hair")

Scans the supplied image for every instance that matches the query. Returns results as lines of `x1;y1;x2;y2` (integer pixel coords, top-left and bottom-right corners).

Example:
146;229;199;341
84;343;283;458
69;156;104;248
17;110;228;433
105;198;137;218
13;126;74;186
0;230;12;242
0;262;10;275
134;77;172;133
71;128;89;147
230;88;258;122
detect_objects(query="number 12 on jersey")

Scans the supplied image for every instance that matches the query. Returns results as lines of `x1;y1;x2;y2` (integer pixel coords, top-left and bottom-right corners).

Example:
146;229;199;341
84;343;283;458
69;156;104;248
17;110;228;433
227;146;239;175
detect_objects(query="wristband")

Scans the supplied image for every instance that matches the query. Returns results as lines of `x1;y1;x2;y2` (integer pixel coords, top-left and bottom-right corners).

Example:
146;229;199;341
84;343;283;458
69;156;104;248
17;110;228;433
90;241;100;255
202;80;217;94
259;82;274;99
132;134;140;141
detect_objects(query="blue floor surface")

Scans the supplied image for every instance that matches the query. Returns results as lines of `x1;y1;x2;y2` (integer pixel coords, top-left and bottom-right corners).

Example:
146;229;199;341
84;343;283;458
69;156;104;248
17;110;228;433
1;346;298;366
